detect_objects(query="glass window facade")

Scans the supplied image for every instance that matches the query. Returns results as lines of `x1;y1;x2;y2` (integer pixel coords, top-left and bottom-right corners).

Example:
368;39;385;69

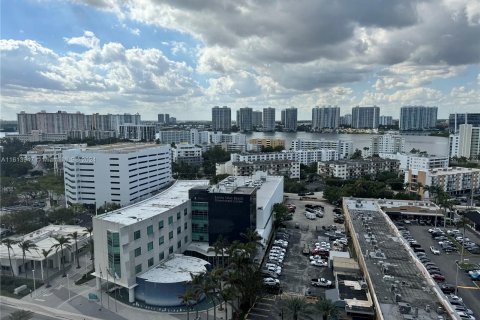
191;201;209;242
107;231;121;277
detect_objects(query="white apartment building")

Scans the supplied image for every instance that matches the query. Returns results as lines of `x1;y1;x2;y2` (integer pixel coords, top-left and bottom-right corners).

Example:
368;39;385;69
379;152;449;173
157;130;190;144
318;158;400;180
370;133;405;155
449;124;480;159
263;107;276;131
230;149;338;166
92;180;209;303
63;143;172;207
216;160;300;179
291;138;353;159
118;124;156;142
407;167;480;199
311;106;340;130
172;144;203;165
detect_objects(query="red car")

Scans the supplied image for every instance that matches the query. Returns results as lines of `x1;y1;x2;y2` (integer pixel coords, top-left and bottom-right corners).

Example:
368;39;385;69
432;274;445;282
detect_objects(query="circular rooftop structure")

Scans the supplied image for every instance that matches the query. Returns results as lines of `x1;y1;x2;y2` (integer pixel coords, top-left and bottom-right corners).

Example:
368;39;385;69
135;254;210;307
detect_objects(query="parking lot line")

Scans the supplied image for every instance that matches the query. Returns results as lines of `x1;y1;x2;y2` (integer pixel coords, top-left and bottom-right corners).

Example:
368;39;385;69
457;285;480;290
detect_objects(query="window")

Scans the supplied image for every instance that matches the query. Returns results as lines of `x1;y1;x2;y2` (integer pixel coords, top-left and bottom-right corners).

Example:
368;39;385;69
169;246;174;254
147;225;153;236
135;264;142;274
177;240;182;249
134;230;141;240
177;212;181;220
159;251;165;260
169;231;173;240
184;222;188;230
184;235;188;243
184;208;188;216
158;220;164;230
147;241;153;251
177;226;182;235
148;257;154;267
168;216;173;225
134;247;141;257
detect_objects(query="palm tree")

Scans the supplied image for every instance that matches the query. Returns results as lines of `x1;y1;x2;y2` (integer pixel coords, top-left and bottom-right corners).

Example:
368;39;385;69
17;240;38;279
7;310;33;320
40;248;53;287
1;238;18;277
52;235;71;277
213;235;228;268
283;296;312;320
315;298;339;320
219;286;235;320
68;231;85;269
240;226;262;244
179;288;194;320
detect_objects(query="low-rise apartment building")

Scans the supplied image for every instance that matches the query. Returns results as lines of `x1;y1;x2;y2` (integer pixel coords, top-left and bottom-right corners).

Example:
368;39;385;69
318;158;400;180
172;144;203;166
291;138;353;159
230;149;338;166
216;160;300;179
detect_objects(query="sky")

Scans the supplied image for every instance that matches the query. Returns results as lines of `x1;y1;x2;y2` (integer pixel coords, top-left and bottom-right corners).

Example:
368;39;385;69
1;0;479;121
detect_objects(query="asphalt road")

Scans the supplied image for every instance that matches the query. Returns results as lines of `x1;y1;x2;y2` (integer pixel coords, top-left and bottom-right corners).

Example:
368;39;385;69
406;224;480;318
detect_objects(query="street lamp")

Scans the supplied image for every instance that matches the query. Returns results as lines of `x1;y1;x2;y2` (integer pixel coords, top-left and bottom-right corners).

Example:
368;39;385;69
32;269;36;297
67;273;71;300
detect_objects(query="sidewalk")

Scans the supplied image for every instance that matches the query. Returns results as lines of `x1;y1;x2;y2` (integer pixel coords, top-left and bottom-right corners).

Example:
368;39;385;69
20;253;232;320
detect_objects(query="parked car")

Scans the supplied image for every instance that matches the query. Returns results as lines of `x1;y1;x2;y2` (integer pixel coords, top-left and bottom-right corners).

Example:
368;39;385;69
430;246;440;255
431;274;445;282
453;306;474;316
440;284;455;294
263;278;280;286
455;311;475;320
311;278;333;287
311;260;327;267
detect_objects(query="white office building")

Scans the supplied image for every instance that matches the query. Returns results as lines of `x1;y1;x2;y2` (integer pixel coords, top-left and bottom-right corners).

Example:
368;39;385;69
63;143;172;207
449;124;480;159
291;139;353;159
92;180;209;304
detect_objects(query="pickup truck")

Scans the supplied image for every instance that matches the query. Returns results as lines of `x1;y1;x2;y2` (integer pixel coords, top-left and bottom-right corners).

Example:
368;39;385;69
311;278;333;287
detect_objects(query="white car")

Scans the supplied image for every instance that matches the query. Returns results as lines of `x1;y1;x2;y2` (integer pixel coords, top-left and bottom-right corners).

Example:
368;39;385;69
271;246;286;252
310;255;323;261
266;266;282;275
263;278;280;286
265;263;280;269
430;246;440;255
311;260;327;267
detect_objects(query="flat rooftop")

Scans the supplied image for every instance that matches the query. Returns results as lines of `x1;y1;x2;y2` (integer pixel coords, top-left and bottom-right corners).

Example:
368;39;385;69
378;199;442;217
0;225;89;261
210;173;283;209
96;180;209;226
429;166;480;175
75;143;169;153
138;254;209;283
343;198;449;320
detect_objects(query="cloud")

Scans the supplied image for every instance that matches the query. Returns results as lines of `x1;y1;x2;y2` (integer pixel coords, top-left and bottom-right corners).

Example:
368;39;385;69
64;30;100;49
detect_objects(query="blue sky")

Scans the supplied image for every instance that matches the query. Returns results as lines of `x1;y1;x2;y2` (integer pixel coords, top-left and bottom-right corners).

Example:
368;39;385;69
1;0;479;120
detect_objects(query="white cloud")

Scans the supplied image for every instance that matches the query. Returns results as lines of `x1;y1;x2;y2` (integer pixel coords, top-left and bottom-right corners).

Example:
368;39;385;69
64;30;100;49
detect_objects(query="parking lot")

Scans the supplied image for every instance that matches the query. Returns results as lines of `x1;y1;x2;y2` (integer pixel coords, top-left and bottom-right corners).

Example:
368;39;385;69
403;224;480;318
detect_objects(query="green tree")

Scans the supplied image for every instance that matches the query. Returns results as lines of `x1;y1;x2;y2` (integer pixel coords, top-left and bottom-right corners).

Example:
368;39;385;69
68;231;85;269
283;296;312;320
179;288;194;320
2;210;47;234
6;310;33;320
97;202;121;214
17;240;38;279
41;248;53;287
350;149;362;159
1;238;18;277
273;203;290;227
202;146;231;176
52;235;71;277
315;298;339;320
48;207;76;225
